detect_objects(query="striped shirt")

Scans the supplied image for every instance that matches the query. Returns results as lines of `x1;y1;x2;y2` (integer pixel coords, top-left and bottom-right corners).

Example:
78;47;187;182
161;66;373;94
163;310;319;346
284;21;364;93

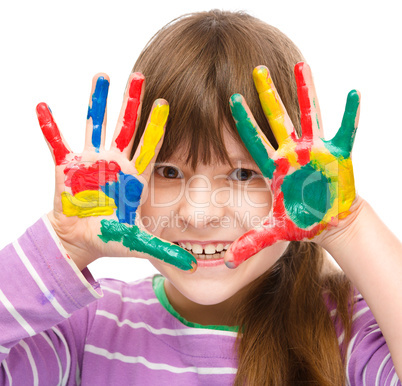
0;217;400;385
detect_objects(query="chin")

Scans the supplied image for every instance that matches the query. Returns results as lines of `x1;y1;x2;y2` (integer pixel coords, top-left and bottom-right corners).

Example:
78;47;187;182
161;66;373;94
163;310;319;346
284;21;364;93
179;284;239;306
150;241;290;307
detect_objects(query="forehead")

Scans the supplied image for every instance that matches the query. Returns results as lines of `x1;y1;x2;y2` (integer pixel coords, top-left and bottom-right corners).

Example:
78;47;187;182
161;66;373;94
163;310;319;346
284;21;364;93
165;129;255;167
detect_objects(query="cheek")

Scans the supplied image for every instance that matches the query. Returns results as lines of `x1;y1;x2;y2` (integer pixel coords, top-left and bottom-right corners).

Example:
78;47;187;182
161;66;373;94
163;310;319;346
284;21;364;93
231;183;272;231
140;179;185;235
146;176;185;206
244;186;272;212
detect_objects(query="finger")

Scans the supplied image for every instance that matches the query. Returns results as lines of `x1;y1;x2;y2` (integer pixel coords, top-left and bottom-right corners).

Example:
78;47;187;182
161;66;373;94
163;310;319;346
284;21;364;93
98;220;197;272
230;93;276;179
85;73;110;152
328;90;361;158
253;65;295;146
132;99;168;178
111;72;145;155
36;103;71;165
224;220;281;268
294;62;324;140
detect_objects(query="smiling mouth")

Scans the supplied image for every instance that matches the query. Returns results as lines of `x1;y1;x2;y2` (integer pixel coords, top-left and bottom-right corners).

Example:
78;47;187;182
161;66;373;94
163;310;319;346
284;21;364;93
173;241;231;260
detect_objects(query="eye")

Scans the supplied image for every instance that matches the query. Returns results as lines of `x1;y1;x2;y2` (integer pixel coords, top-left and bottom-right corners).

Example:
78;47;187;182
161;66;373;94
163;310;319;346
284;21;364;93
228;168;258;182
155;165;183;179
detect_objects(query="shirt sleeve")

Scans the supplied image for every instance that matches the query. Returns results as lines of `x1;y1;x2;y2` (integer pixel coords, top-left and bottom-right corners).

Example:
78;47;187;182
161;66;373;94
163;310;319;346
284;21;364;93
0;216;103;384
344;293;401;386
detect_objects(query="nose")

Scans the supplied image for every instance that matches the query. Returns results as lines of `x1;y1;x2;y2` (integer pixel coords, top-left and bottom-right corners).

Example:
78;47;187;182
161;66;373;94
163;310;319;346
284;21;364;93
177;174;227;229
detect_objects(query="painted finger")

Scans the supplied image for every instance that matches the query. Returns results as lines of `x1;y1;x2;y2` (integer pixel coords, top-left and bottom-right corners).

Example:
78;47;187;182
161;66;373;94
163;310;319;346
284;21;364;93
253;66;295;146
328;90;361;158
230;93;276;179
36;103;71;165
225;221;280;268
85;73;110;152
98;220;197;272
132;99;168;179
110;72;145;155
294;62;324;140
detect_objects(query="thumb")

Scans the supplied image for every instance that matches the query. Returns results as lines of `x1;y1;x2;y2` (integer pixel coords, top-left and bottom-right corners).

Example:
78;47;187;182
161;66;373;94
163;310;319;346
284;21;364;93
225;218;282;268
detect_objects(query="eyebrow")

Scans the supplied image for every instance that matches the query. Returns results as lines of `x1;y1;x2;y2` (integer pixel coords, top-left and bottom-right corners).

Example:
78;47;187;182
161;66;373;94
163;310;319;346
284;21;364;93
228;154;256;164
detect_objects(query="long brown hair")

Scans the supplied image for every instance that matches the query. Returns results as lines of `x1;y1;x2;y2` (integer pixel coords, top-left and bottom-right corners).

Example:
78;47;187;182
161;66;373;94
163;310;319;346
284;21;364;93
131;10;354;384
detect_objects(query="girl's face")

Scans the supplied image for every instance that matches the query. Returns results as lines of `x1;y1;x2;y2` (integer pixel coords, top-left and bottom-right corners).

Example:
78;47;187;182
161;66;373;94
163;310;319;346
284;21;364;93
141;130;289;306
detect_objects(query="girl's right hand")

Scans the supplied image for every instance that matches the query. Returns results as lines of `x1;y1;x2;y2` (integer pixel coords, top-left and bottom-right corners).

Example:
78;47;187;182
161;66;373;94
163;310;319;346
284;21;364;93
36;73;196;272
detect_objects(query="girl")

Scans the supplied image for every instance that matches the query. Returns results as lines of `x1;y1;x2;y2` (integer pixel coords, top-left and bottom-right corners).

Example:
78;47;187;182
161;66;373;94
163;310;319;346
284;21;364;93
1;9;401;385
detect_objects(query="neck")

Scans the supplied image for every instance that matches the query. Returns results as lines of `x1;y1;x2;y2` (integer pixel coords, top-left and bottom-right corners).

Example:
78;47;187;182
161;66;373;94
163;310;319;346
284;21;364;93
164;279;246;326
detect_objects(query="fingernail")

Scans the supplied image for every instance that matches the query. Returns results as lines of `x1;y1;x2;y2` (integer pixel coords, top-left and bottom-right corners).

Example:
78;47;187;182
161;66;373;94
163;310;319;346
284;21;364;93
253;66;270;94
225;260;237;269
150;100;169;127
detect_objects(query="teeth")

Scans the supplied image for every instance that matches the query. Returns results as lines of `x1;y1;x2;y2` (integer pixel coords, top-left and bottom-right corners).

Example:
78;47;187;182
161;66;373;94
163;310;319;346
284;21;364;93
204;244;216;254
192;244;203;254
176;241;232;259
194;251;226;260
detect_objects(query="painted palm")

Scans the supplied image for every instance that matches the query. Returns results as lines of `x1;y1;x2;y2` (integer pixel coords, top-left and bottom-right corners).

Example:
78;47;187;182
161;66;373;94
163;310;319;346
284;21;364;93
36;73;196;271
227;62;360;268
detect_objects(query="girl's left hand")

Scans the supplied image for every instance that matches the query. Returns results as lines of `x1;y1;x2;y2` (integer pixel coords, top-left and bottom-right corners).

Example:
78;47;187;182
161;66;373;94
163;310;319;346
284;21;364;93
226;62;361;268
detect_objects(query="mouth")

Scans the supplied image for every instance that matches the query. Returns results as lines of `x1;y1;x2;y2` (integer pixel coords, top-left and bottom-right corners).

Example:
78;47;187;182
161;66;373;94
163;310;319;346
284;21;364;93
173;241;232;261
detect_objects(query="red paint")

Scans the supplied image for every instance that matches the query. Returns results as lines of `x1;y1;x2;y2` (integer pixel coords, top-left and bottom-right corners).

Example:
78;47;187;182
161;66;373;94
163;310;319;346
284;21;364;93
36;103;70;165
227;153;326;268
292;63;314;166
226;62;334;268
294;62;313;141
64;160;121;195
115;74;144;151
294;138;311;166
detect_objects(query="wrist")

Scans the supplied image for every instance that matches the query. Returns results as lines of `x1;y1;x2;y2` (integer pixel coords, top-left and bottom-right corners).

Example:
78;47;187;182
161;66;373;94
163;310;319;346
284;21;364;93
46;211;93;271
316;195;369;254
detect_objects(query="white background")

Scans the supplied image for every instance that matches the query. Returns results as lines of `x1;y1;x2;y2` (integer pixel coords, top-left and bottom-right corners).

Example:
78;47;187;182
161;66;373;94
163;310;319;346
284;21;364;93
0;0;401;282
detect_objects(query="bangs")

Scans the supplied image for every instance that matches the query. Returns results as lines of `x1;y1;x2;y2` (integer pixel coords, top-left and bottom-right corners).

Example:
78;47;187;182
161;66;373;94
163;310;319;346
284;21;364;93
147;32;240;169
131;11;303;169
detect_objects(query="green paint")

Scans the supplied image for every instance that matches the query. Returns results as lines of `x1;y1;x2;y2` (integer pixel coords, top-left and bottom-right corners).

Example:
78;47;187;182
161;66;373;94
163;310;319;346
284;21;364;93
329;90;359;158
312;99;322;132
98;220;197;271
282;163;334;228
230;94;276;179
316;115;321;132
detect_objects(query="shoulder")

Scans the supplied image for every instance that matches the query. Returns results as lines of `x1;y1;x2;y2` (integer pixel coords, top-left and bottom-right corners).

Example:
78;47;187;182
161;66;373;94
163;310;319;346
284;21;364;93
329;291;400;385
96;275;159;309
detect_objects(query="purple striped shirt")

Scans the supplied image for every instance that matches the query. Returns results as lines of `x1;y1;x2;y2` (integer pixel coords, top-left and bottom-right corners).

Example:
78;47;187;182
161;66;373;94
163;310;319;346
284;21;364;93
0;217;400;385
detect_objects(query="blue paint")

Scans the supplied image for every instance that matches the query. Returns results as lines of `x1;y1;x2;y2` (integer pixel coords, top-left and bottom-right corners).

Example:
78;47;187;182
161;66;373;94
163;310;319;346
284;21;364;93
87;77;109;152
102;171;143;225
38;290;56;305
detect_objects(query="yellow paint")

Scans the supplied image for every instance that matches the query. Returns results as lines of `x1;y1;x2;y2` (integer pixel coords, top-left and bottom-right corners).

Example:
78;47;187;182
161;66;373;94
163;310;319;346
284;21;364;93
276;138;299;169
135;102;168;174
309;149;355;224
253;67;289;146
62;190;116;218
